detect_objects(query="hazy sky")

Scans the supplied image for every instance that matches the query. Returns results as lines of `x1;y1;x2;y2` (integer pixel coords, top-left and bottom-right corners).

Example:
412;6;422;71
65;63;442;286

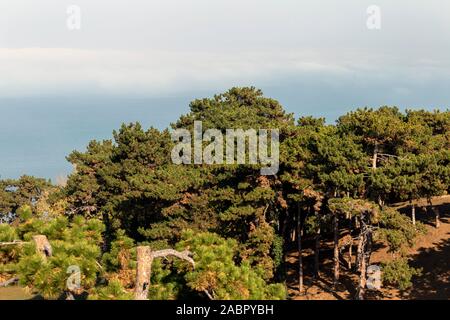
1;0;450;100
0;1;449;179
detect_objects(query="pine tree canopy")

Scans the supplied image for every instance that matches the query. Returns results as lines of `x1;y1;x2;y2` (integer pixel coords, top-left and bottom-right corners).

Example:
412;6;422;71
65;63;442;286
0;88;448;300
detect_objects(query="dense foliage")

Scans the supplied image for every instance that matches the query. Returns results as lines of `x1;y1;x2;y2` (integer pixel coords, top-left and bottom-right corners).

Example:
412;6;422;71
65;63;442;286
1;87;448;299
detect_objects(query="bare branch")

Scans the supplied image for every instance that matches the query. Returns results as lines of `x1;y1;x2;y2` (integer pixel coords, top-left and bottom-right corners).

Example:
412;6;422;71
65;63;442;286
0;277;19;287
0;240;26;246
203;289;214;300
134;247;196;300
151;249;195;267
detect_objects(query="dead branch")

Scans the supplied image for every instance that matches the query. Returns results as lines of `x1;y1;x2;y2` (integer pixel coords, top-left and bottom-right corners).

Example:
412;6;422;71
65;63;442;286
33;235;52;260
0;277;19;287
134;247;195;300
151;249;195;267
203;289;214;300
0;240;26;246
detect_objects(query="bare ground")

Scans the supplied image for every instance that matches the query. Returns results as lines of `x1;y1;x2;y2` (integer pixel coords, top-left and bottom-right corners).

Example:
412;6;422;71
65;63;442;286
287;196;450;300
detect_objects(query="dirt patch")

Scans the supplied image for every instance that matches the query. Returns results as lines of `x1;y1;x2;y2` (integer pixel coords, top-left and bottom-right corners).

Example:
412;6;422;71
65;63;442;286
287;199;450;300
0;286;34;300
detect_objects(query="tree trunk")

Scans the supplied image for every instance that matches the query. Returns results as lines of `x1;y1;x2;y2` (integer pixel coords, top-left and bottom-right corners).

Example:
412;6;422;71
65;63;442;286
410;201;416;226
357;248;367;300
66;292;75;300
333;213;339;287
372;142;378;170
354;215;360;229
356;216;367;300
356;212;373;300
366;231;373;267
435;207;440;229
355;219;364;272
297;206;304;294
281;211;289;282
348;241;352;270
428;199;440;229
291;228;296;243
32;235;52;260
134;247;195;300
314;228;320;279
134;246;153;300
377;195;383;207
280;211;288;239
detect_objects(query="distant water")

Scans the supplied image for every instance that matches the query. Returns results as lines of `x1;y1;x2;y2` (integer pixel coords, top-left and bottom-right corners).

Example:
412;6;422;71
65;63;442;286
0;89;332;181
0;94;191;181
1;86;446;181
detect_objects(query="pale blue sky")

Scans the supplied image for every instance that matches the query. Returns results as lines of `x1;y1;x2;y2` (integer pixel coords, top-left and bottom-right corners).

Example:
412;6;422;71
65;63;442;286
0;1;449;179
